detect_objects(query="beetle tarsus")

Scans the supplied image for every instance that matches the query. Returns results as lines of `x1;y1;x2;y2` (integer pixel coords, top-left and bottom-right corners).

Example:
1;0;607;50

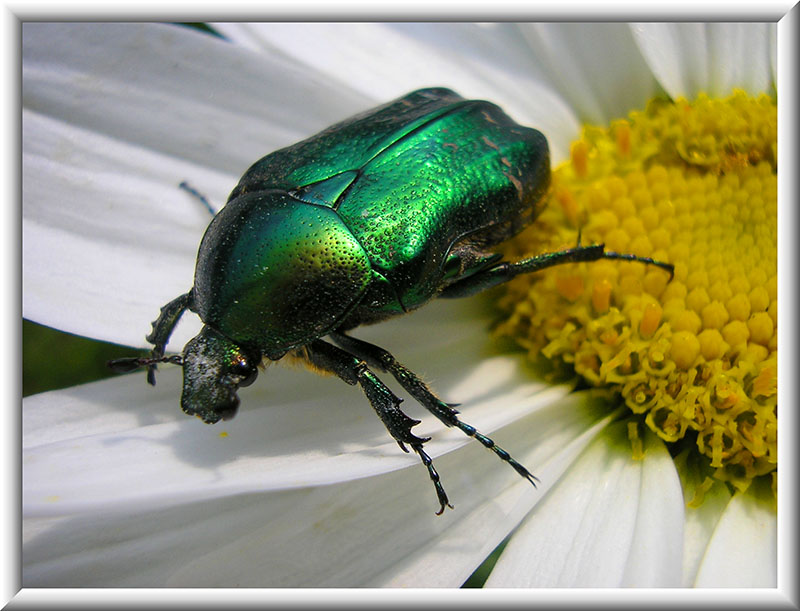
440;242;673;298
331;331;539;492
107;356;148;373
508;242;676;280
144;292;193;385
107;354;183;374
412;442;453;515
179;181;217;217
467;428;540;486
601;250;675;280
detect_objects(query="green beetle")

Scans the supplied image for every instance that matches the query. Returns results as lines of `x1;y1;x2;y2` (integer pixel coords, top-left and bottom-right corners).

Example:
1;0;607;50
111;88;672;513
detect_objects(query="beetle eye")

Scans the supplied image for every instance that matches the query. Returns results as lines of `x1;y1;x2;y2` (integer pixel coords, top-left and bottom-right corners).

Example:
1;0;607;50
229;358;258;387
237;366;258;388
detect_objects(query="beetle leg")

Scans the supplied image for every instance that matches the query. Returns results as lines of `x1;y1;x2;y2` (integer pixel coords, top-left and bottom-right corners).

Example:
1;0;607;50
144;291;193;385
330;332;539;488
179;181;217;216
441;246;503;282
440;243;674;299
304;339;453;514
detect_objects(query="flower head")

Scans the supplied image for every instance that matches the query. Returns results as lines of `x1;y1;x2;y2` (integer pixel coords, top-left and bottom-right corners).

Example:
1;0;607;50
495;90;777;497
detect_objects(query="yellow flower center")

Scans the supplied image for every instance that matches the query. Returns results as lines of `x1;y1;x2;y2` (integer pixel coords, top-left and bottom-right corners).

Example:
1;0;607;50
495;90;777;497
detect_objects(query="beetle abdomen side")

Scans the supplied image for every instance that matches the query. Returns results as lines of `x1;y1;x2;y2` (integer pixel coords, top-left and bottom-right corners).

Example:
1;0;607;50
192;191;373;352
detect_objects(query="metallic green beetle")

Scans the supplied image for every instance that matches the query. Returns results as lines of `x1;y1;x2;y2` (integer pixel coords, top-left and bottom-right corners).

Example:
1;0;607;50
111;88;672;513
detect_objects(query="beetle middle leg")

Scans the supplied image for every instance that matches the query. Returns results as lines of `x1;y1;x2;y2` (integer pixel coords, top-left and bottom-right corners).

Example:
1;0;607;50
330;332;539;487
303;339;453;514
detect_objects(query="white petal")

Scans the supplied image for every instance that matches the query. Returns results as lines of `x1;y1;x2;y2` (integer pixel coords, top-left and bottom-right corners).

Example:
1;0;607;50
619;430;685;587
672;456;733;586
212;22;542;107
23;299;573;586
213;22;580;162
517;23;661;126
706;24;773;95
23;300;503;508
23;110;212;348
485;424;684;587
22;23;367;346
693;492;777;587
631;23;707;96
631;23;774;98
373;393;619;587
23;23;365;171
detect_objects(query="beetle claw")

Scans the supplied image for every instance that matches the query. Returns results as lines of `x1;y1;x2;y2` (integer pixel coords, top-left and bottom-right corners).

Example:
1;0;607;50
434;501;454;516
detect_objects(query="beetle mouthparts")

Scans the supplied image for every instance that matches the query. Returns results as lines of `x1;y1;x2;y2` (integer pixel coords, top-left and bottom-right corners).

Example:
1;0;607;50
189;391;240;424
179;325;259;424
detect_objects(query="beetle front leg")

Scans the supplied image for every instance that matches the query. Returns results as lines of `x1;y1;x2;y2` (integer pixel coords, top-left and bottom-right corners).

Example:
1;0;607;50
144;291;193;385
330;332;539;488
304;339;453;514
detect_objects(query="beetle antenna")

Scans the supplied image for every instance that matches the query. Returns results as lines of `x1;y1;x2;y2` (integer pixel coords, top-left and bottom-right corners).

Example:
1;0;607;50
107;354;183;374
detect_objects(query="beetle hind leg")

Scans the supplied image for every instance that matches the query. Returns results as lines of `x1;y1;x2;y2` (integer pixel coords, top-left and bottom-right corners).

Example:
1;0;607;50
331;332;539;488
179;181;217;216
440;243;674;299
303;339;453;514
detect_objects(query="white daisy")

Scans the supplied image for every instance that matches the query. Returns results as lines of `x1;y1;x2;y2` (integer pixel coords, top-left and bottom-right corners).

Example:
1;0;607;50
21;22;779;591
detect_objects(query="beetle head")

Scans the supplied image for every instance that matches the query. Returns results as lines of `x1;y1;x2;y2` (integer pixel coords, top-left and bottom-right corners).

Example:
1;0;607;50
180;325;260;423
